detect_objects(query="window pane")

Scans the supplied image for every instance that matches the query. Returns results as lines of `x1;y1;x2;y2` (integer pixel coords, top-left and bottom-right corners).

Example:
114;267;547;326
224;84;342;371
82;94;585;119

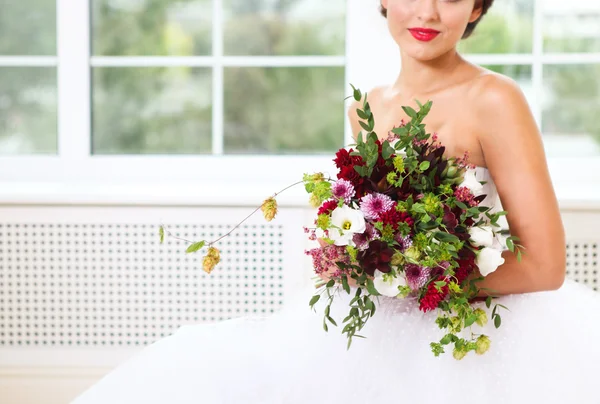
92;67;212;154
0;0;56;55
223;67;345;154
542;65;600;157
224;0;345;56
0;67;57;154
543;1;600;53
92;0;212;56
458;0;533;54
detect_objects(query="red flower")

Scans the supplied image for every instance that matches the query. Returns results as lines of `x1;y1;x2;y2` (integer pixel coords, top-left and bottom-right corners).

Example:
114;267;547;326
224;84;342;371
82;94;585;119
378;207;414;230
318;200;339;216
333;148;353;169
419;276;449;313
338;165;366;198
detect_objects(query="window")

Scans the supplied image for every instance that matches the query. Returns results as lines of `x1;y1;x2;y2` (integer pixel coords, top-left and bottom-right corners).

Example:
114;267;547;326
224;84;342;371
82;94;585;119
0;0;57;154
0;0;347;185
1;0;598;191
457;0;600;159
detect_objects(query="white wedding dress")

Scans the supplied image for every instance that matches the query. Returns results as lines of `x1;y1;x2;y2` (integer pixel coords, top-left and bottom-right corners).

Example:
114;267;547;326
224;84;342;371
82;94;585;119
72;167;600;404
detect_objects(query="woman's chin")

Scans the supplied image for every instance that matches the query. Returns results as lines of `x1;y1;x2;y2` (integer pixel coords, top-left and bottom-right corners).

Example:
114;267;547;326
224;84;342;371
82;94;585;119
400;44;456;63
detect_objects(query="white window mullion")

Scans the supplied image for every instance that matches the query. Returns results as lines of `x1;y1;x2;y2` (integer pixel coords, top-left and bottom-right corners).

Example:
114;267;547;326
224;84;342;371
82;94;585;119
0;57;58;66
212;0;224;155
532;0;544;127
57;0;91;164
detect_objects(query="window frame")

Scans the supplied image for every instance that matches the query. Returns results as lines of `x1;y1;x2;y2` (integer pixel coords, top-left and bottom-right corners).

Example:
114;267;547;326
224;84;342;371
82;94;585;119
0;0;599;204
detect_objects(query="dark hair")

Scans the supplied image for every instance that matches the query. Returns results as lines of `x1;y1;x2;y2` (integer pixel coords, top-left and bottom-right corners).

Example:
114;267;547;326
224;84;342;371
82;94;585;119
379;0;495;39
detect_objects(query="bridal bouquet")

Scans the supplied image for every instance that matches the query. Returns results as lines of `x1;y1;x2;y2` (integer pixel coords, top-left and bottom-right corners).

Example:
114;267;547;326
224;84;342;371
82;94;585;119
302;87;523;359
160;85;523;360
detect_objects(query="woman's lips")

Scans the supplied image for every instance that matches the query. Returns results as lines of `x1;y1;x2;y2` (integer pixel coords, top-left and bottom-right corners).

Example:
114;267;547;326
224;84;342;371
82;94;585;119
408;28;440;42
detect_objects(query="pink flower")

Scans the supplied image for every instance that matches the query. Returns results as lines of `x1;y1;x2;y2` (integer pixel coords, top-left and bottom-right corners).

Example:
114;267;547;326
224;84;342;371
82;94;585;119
352;222;380;251
394;234;413;252
454;186;478;207
360;193;394;220
305;244;350;275
331;179;355;201
405;264;431;291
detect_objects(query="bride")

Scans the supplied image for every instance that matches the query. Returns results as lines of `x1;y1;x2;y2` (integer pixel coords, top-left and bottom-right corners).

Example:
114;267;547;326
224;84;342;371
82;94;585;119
72;0;600;403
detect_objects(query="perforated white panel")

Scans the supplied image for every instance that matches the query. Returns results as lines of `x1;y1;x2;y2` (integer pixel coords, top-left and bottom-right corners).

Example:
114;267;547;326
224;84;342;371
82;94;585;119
0;206;307;349
566;242;598;291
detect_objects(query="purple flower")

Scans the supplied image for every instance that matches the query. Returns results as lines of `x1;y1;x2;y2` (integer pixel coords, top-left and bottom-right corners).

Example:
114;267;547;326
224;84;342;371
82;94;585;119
352;223;380;251
394;234;413;252
360;192;394;220
331;179;355;201
405;264;431;291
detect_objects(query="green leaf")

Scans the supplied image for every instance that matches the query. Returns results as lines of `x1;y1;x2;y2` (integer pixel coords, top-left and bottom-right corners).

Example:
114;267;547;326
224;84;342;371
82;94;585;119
159;226;165;244
327;316;338;327
323;321;329;332
326;279;335;288
402;106;418;119
440;334;453;345
351;84;362;101
485;296;493;309
342;275;351;294
433;232;460;244
309;295;320;307
186;241;205;253
359;121;371;132
419;161;430;171
382;142;395;160
366;278;381;296
455;201;468;210
506;238;514;252
357;109;368;120
494;314;502;328
464;314;478;328
517;250;523;262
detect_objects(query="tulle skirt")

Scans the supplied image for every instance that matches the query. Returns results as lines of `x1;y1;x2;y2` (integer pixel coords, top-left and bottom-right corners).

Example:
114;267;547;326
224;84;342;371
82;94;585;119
72;279;600;404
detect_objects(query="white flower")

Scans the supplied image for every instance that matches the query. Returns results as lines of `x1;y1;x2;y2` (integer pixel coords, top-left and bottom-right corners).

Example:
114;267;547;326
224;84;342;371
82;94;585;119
476;247;505;277
460;168;484;196
329;205;366;246
469;226;494;248
373;270;407;297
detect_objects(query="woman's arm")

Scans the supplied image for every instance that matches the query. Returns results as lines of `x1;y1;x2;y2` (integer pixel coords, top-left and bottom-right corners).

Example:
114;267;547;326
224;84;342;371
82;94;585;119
472;74;566;296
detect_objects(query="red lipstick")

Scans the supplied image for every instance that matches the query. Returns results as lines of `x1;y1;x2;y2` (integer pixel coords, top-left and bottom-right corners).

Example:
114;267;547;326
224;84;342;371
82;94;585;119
408;28;440;42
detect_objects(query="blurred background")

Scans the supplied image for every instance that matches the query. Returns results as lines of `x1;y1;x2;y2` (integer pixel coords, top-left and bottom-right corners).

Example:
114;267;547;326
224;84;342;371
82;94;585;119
0;0;599;403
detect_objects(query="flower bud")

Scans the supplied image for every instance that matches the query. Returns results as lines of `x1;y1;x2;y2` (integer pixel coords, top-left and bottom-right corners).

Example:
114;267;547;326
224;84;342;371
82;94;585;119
261;197;278;222
203;247;220;274
446;165;458;178
453;347;467;361
474;308;488;327
476;335;491;355
404;246;422;262
450;316;462;333
391;252;405;266
309;193;321;208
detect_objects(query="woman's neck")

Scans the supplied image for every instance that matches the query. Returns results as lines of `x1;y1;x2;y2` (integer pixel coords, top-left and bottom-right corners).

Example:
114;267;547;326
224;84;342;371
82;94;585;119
392;48;465;98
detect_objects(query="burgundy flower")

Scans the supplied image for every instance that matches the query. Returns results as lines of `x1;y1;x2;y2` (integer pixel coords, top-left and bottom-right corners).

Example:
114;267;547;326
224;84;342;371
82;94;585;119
442;205;458;232
357;240;394;276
